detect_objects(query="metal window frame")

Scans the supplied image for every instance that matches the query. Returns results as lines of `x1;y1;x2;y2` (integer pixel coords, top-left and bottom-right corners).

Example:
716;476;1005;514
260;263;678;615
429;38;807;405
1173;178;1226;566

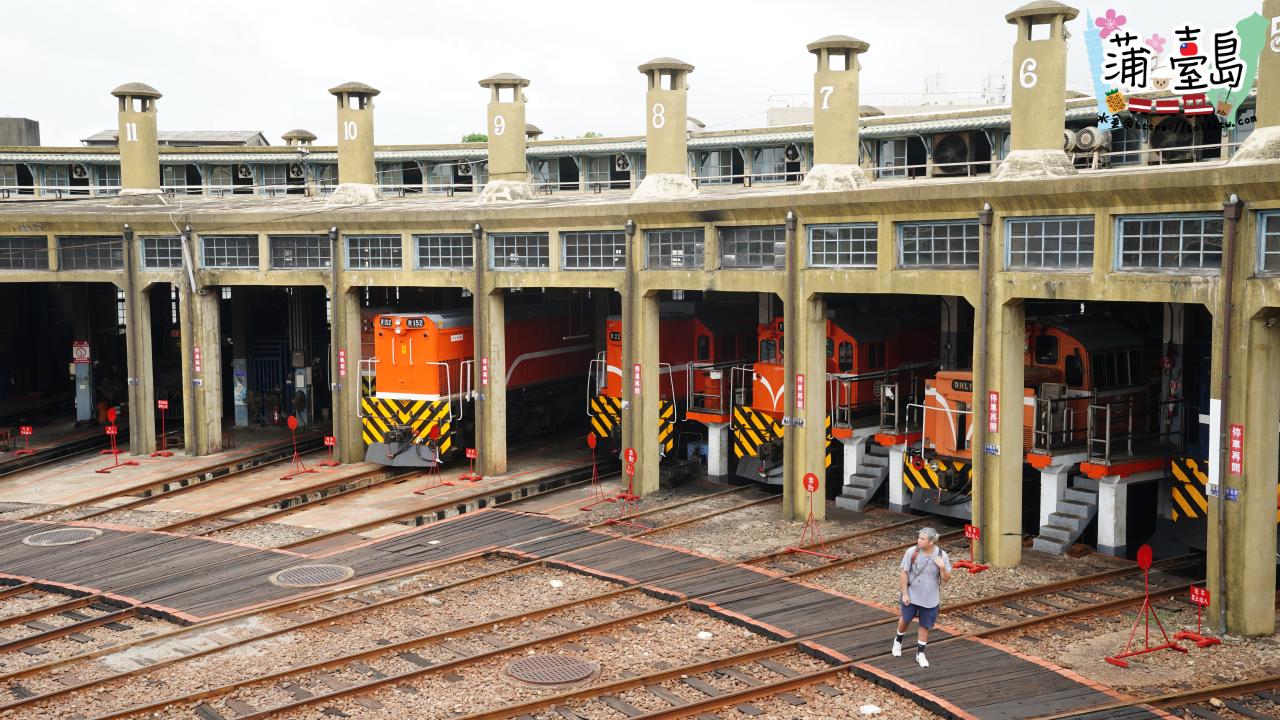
896;219;980;269
1257;210;1280;276
562;230;626;270
140;236;184;270
719;225;786;269
1113;212;1223;273
0;236;50;270
415;233;474;269
489;232;550;270
200;234;259;269
645;227;705;270
345;234;403;270
806;222;878;268
269;234;331;269
1003;215;1095;271
57;236;124;270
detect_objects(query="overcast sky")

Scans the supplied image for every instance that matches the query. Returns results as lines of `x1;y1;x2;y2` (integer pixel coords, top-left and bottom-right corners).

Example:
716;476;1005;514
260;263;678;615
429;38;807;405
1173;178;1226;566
5;1;1256;146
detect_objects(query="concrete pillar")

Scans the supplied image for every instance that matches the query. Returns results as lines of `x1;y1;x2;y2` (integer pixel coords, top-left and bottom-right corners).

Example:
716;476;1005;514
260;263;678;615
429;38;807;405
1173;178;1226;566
1232;0;1280;161
472;225;508;476
333;287;363;464
111;83;164;204
1095;477;1128;556
801;35;871;191
328;82;380;205
940;295;962;370
783;214;828;520
182;287;222;455
992;1;1078;179
121;226;155;455
887;445;908;512
706;422;730;479
633;58;697;200
976;299;1026;566
1038;464;1072;527
621;290;661;496
479;73;535;202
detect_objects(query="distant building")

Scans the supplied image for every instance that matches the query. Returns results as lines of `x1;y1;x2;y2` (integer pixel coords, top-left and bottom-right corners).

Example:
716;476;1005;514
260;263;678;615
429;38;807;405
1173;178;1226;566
80;130;269;147
0;118;40;147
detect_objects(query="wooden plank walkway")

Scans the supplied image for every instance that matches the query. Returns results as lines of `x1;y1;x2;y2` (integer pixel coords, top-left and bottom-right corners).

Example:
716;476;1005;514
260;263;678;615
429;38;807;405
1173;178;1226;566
0;508;1158;718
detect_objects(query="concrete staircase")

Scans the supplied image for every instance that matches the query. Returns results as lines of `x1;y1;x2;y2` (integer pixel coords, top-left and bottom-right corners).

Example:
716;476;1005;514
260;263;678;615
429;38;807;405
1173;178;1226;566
1032;475;1099;555
836;442;891;512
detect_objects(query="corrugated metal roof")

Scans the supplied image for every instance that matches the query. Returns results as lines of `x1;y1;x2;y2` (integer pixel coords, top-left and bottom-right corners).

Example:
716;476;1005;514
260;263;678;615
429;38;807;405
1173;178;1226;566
82;130;269;145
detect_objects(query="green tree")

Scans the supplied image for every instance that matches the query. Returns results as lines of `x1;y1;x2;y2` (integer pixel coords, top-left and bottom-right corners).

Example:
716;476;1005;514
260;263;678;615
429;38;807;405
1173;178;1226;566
580;131;603;138
462;132;488;143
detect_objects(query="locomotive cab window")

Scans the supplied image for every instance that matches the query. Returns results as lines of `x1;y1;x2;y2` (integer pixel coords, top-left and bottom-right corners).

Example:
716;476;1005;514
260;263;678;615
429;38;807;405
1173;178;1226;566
838;342;854;373
1034;335;1058;365
1064;352;1085;389
697;334;710;362
826;338;834;359
760;339;778;363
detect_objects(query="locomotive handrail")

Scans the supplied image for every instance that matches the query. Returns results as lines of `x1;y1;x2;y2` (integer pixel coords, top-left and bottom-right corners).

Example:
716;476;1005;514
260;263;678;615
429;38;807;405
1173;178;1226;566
687;359;747;416
355;358;379;419
1031;396;1088;453
729;365;756;416
907;399;975;459
1086;398;1185;464
659;362;677;417
587;354;608;418
458;359;474;421
829;361;936;430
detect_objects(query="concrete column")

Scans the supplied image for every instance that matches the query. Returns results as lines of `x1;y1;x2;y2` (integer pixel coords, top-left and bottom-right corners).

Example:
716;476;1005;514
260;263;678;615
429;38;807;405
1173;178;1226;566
706;422;730;479
621;290;661;496
111;83;164;203
993;1;1078;179
976;299;1026;566
801;35;871;191
121;226;155;454
479;73;535;202
1038;464;1072;527
782;214;827;520
183;287;222;455
887;445;908;512
473;225;508;477
333;287;363;464
1232;0;1280;161
1095;477;1128;556
633;58;697;200
328;82;380;205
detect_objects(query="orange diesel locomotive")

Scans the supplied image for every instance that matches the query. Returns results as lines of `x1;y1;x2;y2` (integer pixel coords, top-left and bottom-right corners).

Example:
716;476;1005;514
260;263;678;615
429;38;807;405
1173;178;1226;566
732;312;937;484
904;317;1151;517
361;304;595;466
588;302;756;456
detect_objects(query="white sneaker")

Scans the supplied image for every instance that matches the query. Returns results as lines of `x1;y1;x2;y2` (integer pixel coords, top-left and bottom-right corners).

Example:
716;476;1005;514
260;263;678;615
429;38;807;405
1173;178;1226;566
891;639;902;657
916;652;929;668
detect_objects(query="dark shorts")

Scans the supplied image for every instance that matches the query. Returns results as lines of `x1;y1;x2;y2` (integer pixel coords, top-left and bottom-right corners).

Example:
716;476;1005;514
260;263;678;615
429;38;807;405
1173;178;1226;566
900;602;940;629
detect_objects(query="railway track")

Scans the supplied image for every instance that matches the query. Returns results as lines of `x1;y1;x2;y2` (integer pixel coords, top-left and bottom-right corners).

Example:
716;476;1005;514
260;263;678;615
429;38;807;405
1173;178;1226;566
0;430;115;479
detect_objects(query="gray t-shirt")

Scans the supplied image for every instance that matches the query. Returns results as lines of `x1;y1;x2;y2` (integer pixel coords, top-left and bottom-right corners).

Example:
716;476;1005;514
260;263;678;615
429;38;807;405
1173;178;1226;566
900;546;951;609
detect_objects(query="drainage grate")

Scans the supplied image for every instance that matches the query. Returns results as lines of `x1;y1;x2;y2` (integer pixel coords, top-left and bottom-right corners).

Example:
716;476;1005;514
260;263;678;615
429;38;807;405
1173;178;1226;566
506;655;598;685
23;528;102;546
269;564;355;588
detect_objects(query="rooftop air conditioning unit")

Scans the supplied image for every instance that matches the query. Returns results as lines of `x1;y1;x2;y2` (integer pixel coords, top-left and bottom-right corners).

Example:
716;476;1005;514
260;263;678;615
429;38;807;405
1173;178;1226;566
1074;126;1111;152
1063;129;1078;153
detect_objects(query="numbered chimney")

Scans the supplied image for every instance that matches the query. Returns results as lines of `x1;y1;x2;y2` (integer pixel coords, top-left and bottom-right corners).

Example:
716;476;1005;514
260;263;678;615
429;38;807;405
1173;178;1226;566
112;83;164;202
800;36;871;191
478;73;536;202
1232;0;1280;162
993;1;1078;178
633;57;698;200
327;82;379;204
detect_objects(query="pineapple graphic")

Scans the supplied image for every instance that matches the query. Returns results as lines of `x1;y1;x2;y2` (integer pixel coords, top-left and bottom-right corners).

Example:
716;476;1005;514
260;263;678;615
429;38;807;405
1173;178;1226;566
1105;89;1128;114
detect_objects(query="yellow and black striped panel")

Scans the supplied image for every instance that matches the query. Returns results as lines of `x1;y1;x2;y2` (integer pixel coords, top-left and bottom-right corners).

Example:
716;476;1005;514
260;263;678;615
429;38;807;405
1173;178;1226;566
659;400;676;455
903;458;970;494
589;394;622;442
359;373;375;401
824;416;833;469
732;406;782;460
1170;457;1209;522
361;398;454;455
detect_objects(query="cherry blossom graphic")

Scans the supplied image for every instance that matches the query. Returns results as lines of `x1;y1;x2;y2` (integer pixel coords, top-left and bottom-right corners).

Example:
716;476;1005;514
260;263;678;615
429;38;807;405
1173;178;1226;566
1095;9;1127;39
1144;33;1166;54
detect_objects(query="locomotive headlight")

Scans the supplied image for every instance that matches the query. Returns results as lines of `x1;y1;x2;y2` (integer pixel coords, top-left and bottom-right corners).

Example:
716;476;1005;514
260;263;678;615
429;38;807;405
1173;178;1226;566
928;460;942;473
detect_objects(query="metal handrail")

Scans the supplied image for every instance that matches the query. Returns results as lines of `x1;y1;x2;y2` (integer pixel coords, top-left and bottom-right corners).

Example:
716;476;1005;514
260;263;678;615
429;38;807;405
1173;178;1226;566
587;353;609;417
687;359;747;416
1031;396;1088;452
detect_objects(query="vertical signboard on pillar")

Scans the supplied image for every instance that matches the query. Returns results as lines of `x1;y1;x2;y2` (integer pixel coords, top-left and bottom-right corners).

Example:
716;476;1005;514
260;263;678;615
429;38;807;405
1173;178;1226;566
480;356;489;386
1228;423;1244;477
795;373;805;413
193;346;202;373
71;341;91;365
337;349;347;378
632;363;642;398
987;390;999;433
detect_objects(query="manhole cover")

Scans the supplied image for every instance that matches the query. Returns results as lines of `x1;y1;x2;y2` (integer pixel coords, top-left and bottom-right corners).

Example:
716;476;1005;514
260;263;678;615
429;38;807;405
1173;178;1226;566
23;528;102;546
506;655;598;685
269;564;355;588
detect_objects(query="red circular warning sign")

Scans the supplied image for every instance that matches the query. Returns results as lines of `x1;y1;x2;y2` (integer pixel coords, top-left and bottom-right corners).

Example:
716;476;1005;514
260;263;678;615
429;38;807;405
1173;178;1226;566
803;473;819;493
106;407;117;423
586;432;597;450
287;415;298;431
623;447;637;465
1136;544;1153;571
